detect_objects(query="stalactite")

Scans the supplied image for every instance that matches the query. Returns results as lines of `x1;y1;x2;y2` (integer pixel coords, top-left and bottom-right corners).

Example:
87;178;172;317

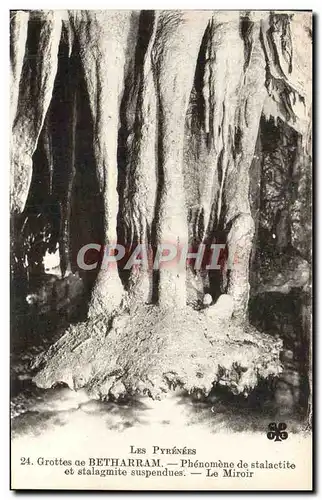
10;11;62;215
40;112;54;197
194;13;245;241
10;10;29;129
261;12;312;137
58;87;77;277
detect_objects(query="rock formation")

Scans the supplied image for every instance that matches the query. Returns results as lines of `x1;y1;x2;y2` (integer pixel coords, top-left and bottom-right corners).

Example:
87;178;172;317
10;11;312;419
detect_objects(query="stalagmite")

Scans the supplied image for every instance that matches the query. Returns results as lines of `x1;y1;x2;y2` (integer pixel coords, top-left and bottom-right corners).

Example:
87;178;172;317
69;11;134;316
122;13;159;304
223;18;267;319
10;11;62;215
152;11;211;309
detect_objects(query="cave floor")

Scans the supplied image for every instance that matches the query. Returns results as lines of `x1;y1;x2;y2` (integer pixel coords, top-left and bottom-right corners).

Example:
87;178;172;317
11;369;307;445
11;383;307;441
11;307;307;444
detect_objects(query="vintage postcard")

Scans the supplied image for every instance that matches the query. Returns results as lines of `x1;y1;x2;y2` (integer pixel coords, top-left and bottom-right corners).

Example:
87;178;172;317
10;10;313;491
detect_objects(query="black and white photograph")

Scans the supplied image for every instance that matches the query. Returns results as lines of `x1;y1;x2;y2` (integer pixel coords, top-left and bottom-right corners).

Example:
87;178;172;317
10;9;313;490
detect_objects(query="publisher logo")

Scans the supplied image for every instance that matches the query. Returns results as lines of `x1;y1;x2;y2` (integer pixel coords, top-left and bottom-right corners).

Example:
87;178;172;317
267;422;288;442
